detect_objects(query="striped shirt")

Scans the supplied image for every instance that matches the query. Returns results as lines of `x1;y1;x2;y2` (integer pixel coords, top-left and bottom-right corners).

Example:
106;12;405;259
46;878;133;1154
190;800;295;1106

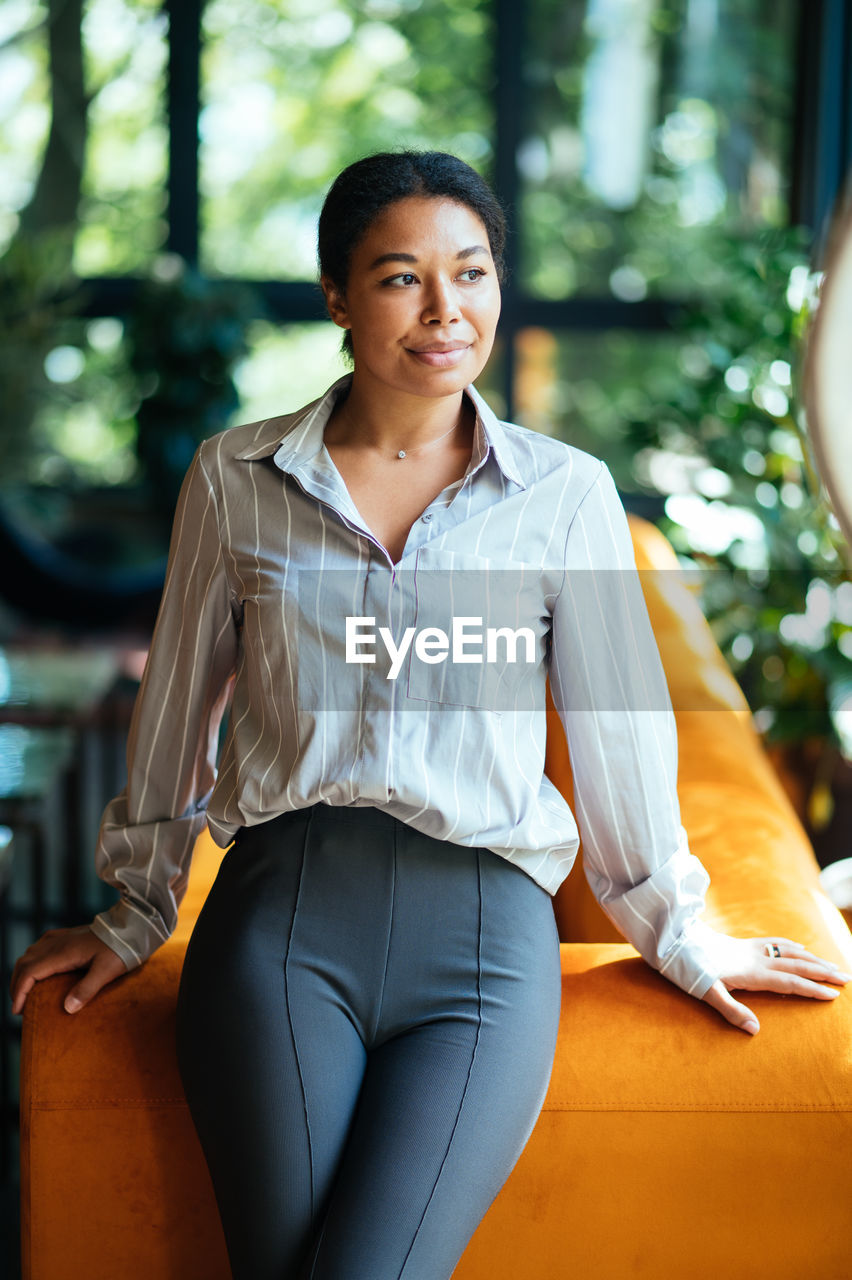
90;373;723;999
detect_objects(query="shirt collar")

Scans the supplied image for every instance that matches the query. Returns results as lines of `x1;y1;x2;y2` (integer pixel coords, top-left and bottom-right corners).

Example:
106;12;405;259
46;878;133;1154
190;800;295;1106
234;373;527;491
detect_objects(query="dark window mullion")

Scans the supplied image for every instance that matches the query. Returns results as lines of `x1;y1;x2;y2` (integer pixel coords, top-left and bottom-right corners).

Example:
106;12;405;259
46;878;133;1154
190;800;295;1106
790;0;852;250
839;0;844;208
165;0;202;264
493;0;682;423
493;0;526;418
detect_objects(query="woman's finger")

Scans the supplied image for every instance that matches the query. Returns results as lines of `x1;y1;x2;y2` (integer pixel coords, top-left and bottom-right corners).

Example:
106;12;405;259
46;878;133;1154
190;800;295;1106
757;938;852;978
757;938;831;963
765;957;851;985
744;969;842;1000
11;937;90;989
9;931;59;990
63;949;128;1014
701;980;760;1034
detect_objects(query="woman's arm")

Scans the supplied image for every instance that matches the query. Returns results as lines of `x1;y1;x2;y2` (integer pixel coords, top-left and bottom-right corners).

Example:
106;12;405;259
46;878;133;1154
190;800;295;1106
88;443;240;970
10;443;240;1014
548;462;849;1031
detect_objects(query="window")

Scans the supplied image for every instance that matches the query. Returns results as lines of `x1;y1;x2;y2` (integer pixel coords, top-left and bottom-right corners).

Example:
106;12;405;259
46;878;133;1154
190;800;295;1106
0;0;847;559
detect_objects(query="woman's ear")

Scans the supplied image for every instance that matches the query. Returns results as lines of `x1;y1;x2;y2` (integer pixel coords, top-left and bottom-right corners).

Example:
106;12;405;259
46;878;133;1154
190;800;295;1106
320;276;350;331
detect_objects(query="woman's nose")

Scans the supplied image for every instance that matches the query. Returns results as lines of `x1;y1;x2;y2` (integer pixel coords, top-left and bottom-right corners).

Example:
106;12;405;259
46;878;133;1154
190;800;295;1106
420;277;462;325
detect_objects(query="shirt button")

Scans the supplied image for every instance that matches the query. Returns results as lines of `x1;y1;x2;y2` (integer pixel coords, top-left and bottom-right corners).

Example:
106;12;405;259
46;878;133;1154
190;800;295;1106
422;513;433;523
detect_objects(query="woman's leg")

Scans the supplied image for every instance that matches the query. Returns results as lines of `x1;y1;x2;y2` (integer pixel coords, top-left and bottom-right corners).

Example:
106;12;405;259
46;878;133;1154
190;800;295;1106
175;809;372;1279
305;819;563;1280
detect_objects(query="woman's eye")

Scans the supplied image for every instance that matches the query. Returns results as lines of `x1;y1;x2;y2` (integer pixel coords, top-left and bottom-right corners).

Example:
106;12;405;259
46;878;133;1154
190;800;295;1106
384;272;418;286
459;268;486;283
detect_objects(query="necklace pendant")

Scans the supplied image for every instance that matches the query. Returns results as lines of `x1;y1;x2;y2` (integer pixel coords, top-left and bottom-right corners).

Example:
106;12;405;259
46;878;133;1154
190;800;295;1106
397;450;406;459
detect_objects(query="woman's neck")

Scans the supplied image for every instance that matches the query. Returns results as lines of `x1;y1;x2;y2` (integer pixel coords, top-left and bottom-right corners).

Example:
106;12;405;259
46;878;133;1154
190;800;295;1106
324;376;472;456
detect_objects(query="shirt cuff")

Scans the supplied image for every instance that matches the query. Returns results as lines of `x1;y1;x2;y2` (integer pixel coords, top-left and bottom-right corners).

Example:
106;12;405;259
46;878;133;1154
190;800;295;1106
657;916;726;999
89;899;168;972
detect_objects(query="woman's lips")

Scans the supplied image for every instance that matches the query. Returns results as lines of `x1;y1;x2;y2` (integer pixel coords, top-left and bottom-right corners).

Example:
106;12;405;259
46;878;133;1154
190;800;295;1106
406;345;472;368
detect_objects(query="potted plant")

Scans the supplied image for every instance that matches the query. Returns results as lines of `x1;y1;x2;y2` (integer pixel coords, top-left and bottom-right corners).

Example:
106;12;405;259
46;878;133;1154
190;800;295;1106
620;224;852;865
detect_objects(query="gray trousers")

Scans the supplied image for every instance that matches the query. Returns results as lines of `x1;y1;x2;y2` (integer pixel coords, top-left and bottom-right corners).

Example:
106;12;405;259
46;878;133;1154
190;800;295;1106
175;802;562;1280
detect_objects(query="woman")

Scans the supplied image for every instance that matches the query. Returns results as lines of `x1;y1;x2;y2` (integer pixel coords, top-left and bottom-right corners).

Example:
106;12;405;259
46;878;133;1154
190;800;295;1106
11;151;850;1280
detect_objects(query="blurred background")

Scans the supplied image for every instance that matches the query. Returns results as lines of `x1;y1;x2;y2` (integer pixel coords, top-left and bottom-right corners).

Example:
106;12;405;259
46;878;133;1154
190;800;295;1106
1;1;851;1272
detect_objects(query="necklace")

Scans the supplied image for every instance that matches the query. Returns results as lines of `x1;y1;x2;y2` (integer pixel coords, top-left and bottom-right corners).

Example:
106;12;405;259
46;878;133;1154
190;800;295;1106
392;418;460;460
332;410;465;460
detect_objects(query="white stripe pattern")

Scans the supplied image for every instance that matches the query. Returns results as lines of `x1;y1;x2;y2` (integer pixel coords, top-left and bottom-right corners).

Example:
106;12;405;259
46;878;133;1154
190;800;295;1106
89;374;721;1000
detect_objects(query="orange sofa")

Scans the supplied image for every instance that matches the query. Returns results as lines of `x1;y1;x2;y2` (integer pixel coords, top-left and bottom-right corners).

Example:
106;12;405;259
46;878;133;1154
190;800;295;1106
19;514;852;1280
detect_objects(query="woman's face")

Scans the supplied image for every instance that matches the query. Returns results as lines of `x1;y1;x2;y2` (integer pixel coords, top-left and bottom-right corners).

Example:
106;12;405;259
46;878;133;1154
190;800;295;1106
322;196;502;402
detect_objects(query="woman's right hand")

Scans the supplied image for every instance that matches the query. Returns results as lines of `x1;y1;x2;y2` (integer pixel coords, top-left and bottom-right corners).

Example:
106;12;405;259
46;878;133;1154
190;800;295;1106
10;925;129;1017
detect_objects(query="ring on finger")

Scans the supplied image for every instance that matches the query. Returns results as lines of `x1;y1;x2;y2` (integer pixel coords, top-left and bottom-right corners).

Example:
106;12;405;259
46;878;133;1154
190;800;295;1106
764;943;782;958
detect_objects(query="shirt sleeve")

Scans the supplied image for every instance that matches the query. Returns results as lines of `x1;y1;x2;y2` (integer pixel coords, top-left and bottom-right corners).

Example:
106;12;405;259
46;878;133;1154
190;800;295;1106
89;445;240;970
548;461;723;1000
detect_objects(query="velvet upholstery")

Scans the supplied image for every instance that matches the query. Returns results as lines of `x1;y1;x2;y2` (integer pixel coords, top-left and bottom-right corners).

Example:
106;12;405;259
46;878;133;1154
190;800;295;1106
20;514;852;1280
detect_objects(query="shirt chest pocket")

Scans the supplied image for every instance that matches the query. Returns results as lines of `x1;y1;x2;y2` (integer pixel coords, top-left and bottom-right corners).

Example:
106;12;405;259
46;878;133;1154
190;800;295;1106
404;546;550;713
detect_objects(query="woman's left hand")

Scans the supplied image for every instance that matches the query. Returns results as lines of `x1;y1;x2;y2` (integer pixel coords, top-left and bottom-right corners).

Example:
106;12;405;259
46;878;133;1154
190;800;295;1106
700;935;851;1034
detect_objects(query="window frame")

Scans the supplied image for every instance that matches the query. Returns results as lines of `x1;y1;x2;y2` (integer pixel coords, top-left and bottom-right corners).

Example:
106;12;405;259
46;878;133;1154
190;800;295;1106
75;0;852;421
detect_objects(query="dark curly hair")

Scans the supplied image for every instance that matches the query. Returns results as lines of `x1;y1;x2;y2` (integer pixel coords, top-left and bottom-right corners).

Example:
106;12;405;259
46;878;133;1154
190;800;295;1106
317;150;506;360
